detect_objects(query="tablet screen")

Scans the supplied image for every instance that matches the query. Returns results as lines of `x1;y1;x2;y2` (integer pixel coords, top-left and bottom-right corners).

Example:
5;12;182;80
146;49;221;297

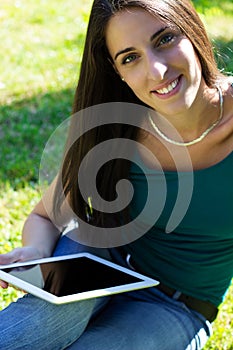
2;256;142;297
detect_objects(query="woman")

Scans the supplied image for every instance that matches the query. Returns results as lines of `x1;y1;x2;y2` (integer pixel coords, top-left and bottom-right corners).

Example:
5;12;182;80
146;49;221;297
0;0;232;349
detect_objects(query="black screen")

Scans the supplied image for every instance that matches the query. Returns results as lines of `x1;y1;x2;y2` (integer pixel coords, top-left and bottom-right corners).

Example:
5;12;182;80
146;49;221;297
4;257;142;297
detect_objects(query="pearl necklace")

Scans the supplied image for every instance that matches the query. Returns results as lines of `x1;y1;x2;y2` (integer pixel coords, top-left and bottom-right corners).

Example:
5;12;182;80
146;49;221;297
148;85;223;147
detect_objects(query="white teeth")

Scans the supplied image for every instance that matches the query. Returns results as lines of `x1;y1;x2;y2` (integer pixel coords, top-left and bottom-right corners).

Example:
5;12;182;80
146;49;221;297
156;78;179;95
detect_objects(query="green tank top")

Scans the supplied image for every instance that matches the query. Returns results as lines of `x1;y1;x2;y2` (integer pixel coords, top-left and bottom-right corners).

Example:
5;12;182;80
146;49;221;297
126;151;233;306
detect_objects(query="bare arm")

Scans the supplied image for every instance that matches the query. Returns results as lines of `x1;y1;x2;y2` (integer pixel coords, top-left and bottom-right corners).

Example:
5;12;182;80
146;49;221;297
22;175;73;257
22;207;61;259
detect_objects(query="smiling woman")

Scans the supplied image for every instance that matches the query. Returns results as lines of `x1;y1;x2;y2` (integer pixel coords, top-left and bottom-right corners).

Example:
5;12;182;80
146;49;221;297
0;0;232;349
106;9;204;119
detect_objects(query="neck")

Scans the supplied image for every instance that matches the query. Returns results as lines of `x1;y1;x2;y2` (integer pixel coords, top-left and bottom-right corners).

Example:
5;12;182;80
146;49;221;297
153;85;221;142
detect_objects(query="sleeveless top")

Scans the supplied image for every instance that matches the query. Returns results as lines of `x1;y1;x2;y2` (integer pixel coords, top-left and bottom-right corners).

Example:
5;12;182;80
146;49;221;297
124;151;233;306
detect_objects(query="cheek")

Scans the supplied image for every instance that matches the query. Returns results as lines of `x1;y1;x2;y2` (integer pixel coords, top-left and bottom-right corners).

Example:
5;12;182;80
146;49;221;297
187;53;202;87
124;70;146;95
193;53;202;76
179;40;202;74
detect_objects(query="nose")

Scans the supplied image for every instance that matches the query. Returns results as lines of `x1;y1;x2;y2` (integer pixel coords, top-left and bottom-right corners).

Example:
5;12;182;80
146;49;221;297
145;50;168;81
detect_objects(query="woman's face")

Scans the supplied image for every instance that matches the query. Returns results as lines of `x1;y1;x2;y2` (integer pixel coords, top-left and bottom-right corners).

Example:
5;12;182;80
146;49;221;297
106;8;203;117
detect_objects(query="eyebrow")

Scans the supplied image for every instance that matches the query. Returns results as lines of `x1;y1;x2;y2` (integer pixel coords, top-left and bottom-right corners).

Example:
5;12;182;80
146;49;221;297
114;26;169;61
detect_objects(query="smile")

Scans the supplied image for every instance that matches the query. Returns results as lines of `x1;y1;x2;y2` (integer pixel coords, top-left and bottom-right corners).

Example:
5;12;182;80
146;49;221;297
156;78;179;95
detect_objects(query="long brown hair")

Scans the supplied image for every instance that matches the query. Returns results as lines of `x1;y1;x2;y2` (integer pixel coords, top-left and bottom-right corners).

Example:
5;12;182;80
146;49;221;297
53;0;223;227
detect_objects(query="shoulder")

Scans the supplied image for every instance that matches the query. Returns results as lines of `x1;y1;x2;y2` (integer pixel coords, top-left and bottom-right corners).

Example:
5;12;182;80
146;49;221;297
219;77;233;136
221;77;233;111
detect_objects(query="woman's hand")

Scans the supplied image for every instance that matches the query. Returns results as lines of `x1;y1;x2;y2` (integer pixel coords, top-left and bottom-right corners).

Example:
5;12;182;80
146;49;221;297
0;246;42;289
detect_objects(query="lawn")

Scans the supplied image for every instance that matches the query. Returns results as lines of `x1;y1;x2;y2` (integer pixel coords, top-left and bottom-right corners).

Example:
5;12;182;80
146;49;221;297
0;0;232;348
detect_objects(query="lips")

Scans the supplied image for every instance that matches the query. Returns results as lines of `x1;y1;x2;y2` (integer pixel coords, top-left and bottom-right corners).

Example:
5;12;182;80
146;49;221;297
152;76;181;96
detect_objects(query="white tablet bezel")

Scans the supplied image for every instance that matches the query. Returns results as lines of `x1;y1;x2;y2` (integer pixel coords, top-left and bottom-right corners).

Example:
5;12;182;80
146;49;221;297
0;253;159;304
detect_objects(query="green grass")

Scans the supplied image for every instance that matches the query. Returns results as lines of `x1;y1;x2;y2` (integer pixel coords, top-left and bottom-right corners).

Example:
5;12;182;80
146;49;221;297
194;0;233;75
0;0;232;348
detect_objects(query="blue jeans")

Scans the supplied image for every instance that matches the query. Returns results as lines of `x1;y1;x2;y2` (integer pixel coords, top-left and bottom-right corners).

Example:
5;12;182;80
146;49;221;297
0;235;212;350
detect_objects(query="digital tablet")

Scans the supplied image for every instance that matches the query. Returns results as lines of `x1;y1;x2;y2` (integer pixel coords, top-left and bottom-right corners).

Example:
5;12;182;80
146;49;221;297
0;253;159;304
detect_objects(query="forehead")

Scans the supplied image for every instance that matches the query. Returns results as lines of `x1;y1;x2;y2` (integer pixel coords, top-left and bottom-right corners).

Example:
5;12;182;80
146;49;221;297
105;8;167;55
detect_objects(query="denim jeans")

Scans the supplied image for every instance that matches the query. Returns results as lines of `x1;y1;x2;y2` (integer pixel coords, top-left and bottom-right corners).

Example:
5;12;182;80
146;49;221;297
0;235;212;350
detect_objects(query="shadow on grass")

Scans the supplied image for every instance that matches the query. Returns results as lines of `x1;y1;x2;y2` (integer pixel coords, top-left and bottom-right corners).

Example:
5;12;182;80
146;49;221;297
0;88;75;189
